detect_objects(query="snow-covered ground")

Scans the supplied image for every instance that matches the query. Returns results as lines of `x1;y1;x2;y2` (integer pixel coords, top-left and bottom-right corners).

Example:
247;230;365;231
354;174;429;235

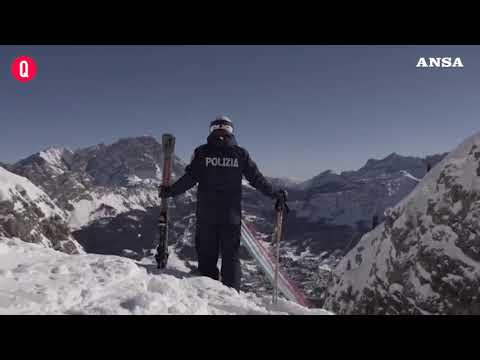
0;237;331;315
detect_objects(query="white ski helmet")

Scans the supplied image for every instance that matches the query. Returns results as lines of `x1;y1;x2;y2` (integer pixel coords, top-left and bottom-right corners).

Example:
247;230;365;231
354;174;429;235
210;115;234;134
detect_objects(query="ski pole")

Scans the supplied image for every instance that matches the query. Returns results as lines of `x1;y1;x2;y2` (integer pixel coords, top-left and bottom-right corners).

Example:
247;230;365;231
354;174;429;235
272;191;288;305
272;209;283;305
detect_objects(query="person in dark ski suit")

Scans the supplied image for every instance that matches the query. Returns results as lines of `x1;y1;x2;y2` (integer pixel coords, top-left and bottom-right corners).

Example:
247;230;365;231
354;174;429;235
159;116;286;291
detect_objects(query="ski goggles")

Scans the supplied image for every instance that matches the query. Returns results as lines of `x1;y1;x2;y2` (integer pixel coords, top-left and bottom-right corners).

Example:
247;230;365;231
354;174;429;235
210;123;234;134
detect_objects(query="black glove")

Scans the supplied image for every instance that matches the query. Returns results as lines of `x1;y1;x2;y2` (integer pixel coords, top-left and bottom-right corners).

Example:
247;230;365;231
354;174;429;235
158;185;172;198
273;189;289;213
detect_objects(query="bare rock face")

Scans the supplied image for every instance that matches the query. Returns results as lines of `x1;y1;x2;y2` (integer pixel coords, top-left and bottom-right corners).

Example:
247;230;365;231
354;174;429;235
324;131;480;315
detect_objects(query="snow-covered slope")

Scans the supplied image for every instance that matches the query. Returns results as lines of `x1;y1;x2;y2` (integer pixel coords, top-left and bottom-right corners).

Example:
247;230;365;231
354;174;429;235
0;166;82;254
67;186;161;230
0;237;331;315
324;131;480;315
0;166;65;218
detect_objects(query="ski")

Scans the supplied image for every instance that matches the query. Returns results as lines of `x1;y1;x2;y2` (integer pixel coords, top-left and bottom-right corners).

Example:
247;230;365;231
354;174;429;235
155;133;175;269
240;220;310;307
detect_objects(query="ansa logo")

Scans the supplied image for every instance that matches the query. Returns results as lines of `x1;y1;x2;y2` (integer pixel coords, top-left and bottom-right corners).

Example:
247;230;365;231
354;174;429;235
416;57;464;68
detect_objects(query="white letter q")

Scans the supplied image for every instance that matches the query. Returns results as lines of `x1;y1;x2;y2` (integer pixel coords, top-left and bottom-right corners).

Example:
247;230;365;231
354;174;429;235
19;60;29;78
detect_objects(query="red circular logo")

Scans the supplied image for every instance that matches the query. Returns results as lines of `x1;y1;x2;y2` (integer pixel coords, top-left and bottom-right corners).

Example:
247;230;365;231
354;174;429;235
11;56;37;82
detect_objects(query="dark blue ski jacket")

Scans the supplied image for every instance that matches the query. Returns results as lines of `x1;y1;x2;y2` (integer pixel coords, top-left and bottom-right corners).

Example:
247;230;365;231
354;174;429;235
167;132;275;225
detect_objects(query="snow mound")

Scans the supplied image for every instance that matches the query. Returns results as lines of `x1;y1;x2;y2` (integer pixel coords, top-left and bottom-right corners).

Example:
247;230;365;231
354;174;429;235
0;237;331;315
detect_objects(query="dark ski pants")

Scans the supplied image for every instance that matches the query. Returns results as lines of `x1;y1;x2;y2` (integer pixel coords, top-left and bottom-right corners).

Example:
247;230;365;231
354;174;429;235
195;222;241;291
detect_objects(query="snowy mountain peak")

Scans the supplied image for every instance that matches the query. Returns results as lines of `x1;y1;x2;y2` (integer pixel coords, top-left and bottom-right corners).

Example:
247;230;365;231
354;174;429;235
361;152;419;172
344;152;446;182
39;146;71;159
324;130;480;314
11;146;74;181
10;136;186;230
77;135;184;187
38;147;73;169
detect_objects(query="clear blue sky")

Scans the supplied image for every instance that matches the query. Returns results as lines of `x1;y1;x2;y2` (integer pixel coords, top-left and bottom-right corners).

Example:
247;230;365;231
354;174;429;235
1;45;479;180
